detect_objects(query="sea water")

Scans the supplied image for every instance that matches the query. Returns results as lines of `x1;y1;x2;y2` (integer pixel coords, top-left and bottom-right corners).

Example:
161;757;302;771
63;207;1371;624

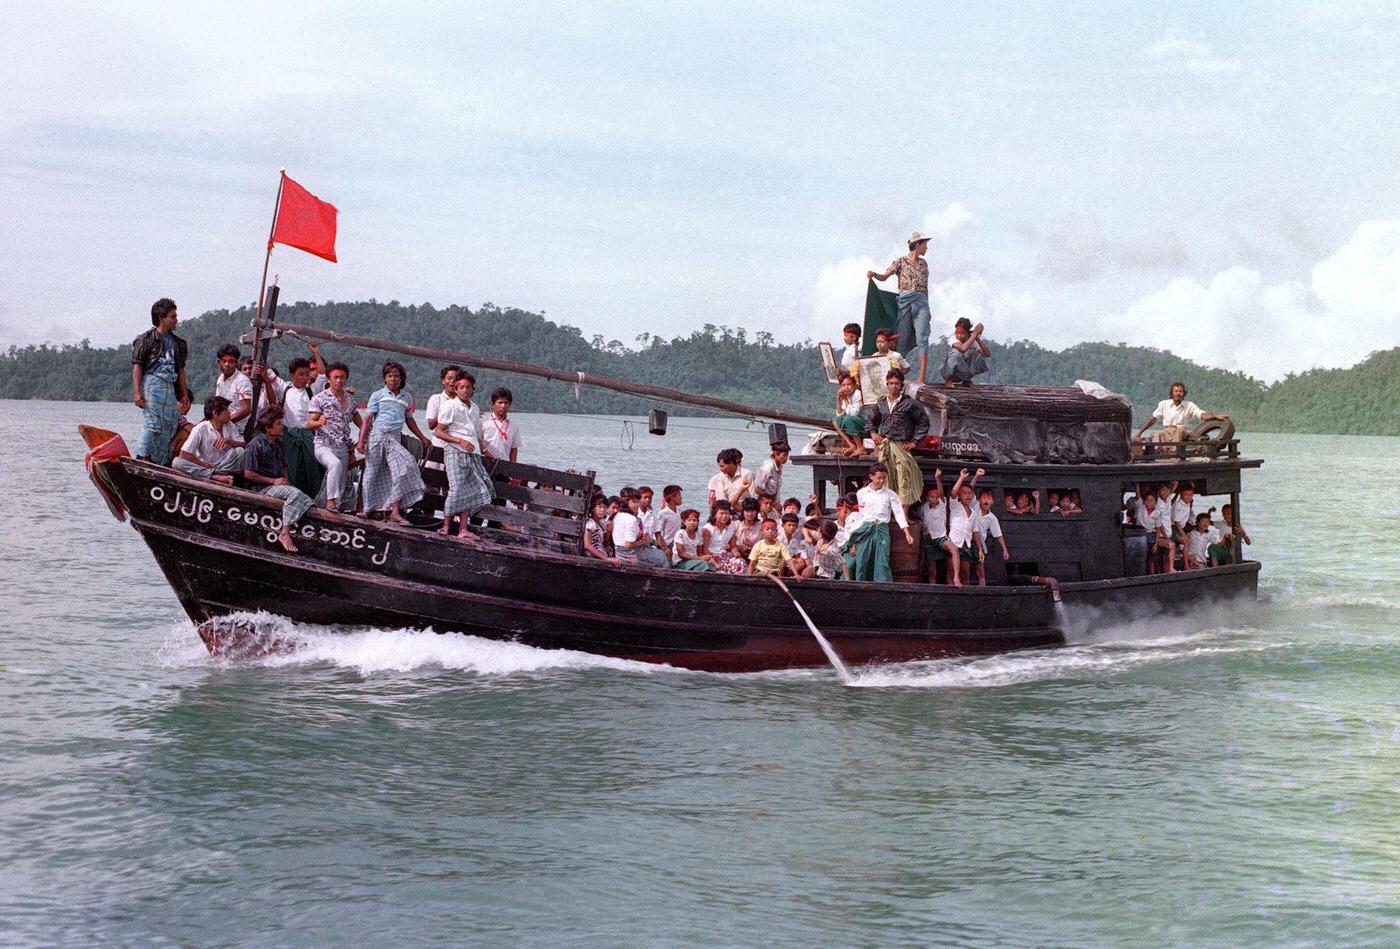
2;401;1398;946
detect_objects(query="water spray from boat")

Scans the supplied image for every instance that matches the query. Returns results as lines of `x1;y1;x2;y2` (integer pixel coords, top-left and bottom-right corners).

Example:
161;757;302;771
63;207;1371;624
765;575;855;685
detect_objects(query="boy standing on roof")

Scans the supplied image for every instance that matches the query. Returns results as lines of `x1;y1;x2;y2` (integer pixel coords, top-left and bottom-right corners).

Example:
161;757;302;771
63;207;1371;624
867;231;934;383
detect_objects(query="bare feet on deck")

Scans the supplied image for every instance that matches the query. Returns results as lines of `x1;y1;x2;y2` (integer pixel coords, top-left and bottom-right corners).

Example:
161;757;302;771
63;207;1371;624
212;474;234;485
388;513;411;526
277;527;299;553
455;528;479;542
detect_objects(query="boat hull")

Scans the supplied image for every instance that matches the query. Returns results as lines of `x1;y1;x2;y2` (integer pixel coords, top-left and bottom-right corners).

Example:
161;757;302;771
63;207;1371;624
108;459;1259;673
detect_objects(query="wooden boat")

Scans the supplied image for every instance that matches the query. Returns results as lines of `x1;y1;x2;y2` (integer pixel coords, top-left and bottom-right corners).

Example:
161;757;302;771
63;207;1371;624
81;318;1262;673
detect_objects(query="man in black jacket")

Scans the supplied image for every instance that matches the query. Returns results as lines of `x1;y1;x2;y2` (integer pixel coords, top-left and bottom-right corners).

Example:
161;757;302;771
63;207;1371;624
131;297;192;463
868;368;928;505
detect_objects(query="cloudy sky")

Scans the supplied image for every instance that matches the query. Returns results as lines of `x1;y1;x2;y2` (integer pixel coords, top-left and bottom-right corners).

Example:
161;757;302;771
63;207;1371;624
4;1;1400;380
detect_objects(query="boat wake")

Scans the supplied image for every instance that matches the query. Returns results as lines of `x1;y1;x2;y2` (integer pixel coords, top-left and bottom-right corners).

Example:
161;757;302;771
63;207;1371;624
164;612;669;678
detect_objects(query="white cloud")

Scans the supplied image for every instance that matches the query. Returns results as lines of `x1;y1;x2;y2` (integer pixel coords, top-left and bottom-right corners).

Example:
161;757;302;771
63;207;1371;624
812;255;879;343
919;202;974;243
1102;219;1400;380
1143;28;1243;76
929;274;1035;340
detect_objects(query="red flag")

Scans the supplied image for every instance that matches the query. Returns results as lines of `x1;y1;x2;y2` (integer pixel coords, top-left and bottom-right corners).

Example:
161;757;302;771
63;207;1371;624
270;173;338;262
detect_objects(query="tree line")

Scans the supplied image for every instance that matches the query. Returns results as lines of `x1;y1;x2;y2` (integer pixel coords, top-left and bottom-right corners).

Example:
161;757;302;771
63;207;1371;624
0;299;1390;434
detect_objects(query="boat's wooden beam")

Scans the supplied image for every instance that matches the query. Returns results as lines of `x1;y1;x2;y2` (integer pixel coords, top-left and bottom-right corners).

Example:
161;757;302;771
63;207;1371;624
268;321;830;429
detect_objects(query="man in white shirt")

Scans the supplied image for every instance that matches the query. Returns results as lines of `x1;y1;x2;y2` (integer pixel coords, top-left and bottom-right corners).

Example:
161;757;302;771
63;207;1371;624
707;448;752;508
847;463;914;582
213;343;254;424
1136;382;1228;442
1135;492;1176;573
748;443;789;501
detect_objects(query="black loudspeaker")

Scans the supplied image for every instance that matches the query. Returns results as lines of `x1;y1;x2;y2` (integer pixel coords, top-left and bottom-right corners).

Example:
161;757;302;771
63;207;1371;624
767;423;788;447
648;409;668;435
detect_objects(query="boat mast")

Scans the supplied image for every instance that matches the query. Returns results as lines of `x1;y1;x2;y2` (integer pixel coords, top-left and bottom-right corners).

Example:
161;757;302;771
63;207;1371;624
261;320;831;429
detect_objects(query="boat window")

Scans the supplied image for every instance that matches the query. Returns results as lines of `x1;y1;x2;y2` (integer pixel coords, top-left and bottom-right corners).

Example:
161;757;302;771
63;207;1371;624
1046;487;1083;515
1002;488;1041;516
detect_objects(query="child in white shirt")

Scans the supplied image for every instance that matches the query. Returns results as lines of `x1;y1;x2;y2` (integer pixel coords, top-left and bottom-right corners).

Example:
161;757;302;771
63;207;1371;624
945;468;984;588
839;322;861;370
672;508;715;571
975;488;1010;585
833;371;867;458
848;463;915;582
480;386;521;463
1185;511;1220;569
915;473;958;585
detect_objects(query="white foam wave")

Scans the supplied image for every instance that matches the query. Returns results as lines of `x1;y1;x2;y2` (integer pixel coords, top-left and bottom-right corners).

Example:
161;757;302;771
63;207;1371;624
847;637;1283;689
158;612;671;678
1292;592;1400;611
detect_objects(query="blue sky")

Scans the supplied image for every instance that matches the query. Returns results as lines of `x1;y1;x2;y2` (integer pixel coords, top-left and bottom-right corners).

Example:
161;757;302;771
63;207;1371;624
4;1;1399;379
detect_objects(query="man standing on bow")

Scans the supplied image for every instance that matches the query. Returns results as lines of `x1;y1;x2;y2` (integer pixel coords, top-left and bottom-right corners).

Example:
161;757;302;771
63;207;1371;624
1135;381;1229;442
131;297;192;464
867;231;934;384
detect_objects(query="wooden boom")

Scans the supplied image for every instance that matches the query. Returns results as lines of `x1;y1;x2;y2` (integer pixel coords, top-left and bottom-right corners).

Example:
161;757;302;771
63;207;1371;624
266;321;831;429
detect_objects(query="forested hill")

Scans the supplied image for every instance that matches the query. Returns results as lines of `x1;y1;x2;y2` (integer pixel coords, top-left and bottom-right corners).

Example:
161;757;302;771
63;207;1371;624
0;299;1387;433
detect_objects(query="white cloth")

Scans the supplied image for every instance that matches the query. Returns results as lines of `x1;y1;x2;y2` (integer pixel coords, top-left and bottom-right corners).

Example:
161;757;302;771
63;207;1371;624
783;531;814;559
1187;526;1219;563
638;507;659;542
840;343;859;369
480;413;520;461
673;528;703;560
611;511;641;552
1136;502;1170;535
655;506;682;546
215;371;253;408
703;522;736;556
1152;398;1204;430
435;398;482;452
947;500;979;547
855;485;909;529
425;392;452;449
182;419;241;466
977;510;1003;541
838;389;863;416
708;467;752;504
1170;496;1194;529
269;376;314;428
750;458;783;499
920;499;949;539
835;513;861;548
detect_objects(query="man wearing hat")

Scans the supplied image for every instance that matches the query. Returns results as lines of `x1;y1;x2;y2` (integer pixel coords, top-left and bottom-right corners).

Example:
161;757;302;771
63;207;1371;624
867;231;934;384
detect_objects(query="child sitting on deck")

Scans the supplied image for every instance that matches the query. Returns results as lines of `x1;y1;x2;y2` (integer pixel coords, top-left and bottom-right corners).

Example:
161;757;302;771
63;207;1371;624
1135;491;1176;574
780;513;813;577
174;396;245;484
733;497;763;559
584;494;617;564
813;521;850;580
243;406;315;553
612;487;667;568
1213;504;1250;565
672;508;715;571
832;371;867;457
703;500;745;575
655;485;683;562
847;463;915;582
1185;511;1220;570
748;518;793;576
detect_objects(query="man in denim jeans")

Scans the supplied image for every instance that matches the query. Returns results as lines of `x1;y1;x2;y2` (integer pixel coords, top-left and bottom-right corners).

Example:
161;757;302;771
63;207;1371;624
867;230;933;383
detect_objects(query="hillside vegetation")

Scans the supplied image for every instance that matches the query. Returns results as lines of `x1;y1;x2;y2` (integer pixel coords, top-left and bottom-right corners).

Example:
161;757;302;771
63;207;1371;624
0;299;1387;433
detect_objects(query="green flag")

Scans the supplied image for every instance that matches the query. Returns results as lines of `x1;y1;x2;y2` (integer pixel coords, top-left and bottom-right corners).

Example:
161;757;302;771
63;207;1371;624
862;280;898;356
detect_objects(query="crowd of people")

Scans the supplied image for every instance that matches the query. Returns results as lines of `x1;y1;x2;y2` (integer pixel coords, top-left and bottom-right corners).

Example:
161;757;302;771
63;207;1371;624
132;298;523;552
1126;481;1250;573
131;294;1246;583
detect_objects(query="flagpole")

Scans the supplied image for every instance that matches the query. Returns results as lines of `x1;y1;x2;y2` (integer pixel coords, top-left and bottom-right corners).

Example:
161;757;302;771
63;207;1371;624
245;169;287;438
